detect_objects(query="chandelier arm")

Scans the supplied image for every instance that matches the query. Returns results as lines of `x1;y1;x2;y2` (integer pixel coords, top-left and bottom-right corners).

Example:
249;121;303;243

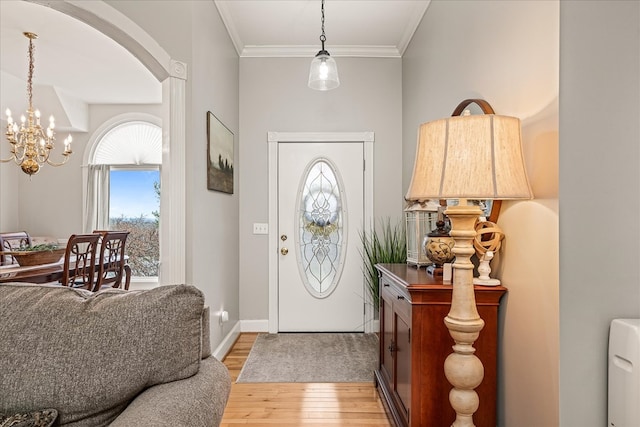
36;148;50;164
46;155;71;167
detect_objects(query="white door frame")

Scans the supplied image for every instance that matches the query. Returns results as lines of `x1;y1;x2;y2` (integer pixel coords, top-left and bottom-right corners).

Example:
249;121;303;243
267;131;375;333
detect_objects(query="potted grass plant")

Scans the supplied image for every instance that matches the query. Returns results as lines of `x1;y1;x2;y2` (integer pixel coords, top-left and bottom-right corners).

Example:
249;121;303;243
360;218;407;311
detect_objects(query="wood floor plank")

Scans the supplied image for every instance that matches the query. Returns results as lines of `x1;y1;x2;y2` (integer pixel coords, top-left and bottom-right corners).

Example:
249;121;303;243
221;333;391;427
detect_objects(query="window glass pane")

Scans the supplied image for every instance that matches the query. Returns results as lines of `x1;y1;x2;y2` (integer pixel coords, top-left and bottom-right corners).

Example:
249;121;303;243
297;159;345;297
109;169;160;277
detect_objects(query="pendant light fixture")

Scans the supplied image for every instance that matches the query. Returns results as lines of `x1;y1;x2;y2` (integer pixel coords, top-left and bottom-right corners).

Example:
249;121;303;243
308;0;339;91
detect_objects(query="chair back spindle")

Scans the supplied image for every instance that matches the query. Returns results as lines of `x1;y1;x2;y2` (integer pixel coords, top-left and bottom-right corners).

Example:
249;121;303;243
0;231;32;266
60;234;100;290
94;231;130;291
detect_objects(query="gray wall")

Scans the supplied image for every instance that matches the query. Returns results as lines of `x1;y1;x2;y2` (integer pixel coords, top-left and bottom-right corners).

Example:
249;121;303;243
107;0;241;348
189;0;240;343
238;57;403;322
403;1;559;426
559;1;640;425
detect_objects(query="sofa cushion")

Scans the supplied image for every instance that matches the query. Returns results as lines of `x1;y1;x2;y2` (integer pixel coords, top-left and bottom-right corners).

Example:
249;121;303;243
0;408;58;427
0;283;205;427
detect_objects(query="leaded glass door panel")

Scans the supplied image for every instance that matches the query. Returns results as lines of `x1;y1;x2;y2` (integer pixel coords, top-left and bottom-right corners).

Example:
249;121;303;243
278;142;365;331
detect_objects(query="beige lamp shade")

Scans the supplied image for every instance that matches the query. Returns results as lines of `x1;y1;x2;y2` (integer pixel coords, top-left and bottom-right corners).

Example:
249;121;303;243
405;113;533;201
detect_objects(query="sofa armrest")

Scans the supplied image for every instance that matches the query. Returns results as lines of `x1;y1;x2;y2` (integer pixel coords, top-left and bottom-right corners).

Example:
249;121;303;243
109;357;231;427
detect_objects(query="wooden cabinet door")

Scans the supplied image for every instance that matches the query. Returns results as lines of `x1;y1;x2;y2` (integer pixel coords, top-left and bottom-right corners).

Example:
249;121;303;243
395;308;411;424
380;284;395;387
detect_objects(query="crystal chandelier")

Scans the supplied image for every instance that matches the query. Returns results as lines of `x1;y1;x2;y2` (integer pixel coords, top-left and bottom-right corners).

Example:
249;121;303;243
2;32;72;176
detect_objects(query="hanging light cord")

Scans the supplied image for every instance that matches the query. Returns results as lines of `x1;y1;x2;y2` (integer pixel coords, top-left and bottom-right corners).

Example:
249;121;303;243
319;0;326;51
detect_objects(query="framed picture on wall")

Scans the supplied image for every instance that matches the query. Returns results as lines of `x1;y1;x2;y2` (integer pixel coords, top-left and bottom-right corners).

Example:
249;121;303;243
207;111;234;194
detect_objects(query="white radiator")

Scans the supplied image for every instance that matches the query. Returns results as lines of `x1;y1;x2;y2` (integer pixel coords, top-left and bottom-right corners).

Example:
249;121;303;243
608;318;640;427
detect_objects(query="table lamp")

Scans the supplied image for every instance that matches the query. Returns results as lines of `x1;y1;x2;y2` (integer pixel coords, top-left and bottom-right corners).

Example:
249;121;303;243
405;99;532;426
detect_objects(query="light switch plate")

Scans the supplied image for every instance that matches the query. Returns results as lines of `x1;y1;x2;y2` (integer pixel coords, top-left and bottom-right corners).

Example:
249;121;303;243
253;223;268;235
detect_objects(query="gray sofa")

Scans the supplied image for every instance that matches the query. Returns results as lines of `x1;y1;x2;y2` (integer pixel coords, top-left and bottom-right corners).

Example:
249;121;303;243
0;283;231;426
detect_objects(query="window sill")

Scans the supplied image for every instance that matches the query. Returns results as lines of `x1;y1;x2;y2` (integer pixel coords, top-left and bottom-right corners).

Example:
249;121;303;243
128;276;159;290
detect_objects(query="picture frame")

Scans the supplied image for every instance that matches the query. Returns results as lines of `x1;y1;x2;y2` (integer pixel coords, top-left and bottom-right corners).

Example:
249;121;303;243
207;111;234;194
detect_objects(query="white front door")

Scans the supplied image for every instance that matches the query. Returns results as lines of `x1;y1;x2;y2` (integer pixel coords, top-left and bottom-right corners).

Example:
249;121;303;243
277;141;365;332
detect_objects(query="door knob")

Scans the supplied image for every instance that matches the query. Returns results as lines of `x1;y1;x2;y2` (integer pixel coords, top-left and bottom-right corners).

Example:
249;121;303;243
280;247;289;255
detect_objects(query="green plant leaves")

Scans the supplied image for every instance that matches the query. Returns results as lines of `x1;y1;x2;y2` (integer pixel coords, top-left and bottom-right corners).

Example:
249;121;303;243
359;218;406;309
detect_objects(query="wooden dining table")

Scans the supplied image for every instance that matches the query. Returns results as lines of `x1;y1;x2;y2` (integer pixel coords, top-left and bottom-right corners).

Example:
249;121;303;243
0;256;128;284
0;259;70;284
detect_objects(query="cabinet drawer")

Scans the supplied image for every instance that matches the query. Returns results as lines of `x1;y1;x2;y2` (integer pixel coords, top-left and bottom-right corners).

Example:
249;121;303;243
380;278;411;321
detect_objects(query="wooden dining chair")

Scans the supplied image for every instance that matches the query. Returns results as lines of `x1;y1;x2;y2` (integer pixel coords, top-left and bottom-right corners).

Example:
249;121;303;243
0;231;32;266
60;233;100;290
93;231;130;291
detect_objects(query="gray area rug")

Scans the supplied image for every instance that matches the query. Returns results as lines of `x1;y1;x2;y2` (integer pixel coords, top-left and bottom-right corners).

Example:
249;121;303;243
236;333;378;383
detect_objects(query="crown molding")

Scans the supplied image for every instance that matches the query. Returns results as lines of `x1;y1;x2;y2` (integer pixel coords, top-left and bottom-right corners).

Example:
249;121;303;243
398;0;431;55
240;45;401;58
214;0;244;56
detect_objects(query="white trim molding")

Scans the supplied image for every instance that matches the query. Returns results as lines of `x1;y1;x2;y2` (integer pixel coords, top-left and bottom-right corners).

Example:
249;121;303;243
267;131;375;333
241;45;402;58
213;321;241;361
160;63;187;285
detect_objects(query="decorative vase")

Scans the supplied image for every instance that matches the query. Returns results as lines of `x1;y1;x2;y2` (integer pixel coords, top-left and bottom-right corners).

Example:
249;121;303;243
422;220;455;276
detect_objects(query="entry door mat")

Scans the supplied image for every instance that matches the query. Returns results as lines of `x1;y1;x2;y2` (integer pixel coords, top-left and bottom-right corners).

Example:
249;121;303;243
236;333;378;383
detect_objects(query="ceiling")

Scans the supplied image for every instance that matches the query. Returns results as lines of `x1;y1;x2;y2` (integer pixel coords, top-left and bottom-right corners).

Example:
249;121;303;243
215;0;430;58
0;0;429;131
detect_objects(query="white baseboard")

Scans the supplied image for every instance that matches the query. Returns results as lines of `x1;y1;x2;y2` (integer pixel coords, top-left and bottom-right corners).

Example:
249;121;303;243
212;321;241;361
237;319;379;334
241;319;269;332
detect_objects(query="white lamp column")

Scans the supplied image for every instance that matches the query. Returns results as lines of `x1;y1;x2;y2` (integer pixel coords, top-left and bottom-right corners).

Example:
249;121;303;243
443;201;485;426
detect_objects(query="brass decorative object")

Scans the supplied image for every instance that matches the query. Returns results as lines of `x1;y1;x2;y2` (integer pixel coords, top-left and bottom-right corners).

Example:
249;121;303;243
2;32;72;176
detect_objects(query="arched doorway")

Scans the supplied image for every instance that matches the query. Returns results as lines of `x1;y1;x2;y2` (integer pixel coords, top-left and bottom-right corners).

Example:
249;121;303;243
28;0;187;284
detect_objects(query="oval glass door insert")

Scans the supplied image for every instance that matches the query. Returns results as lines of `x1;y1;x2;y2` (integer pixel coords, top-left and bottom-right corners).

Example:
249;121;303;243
296;158;347;298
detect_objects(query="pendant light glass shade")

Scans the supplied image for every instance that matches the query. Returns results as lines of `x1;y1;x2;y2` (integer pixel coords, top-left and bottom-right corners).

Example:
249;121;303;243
308;51;340;91
308;0;339;91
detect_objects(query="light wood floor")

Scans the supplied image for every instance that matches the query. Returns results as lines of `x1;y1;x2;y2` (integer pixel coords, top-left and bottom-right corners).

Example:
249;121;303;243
220;333;392;426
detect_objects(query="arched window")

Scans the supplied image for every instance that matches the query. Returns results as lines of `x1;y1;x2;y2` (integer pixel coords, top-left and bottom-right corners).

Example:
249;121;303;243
85;118;161;281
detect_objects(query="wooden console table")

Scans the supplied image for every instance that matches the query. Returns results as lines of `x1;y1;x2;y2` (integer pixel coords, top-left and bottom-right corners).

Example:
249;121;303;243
374;263;507;427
